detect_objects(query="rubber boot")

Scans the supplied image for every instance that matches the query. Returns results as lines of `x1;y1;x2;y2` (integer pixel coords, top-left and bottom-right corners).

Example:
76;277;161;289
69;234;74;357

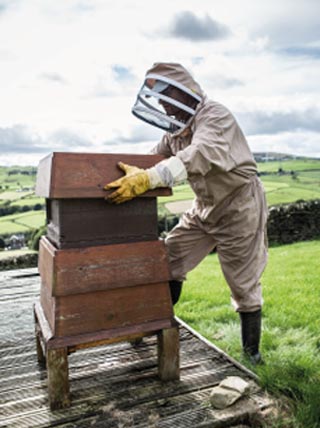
239;309;263;365
169;280;183;305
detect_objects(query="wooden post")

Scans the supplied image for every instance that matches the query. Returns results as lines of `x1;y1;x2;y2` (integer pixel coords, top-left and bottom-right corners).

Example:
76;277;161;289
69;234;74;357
158;326;180;381
46;348;70;410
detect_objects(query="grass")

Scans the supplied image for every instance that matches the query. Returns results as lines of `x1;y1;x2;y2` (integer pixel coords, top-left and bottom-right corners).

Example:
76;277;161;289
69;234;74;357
159;163;320;214
258;159;320;173
0;210;46;235
0;166;36;189
10;196;44;207
175;240;320;427
0;249;37;260
0;191;34;201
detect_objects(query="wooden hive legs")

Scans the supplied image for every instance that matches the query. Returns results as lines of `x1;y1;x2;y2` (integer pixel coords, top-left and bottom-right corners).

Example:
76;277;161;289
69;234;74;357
158;325;180;381
35;308;180;410
34;309;70;410
46;348;70;410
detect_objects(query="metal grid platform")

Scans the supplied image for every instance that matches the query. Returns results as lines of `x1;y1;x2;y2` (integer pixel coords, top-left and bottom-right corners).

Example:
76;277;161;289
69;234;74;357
0;268;272;428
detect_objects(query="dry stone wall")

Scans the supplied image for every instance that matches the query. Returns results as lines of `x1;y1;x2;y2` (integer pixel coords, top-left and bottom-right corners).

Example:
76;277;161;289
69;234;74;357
267;199;320;244
159;199;320;246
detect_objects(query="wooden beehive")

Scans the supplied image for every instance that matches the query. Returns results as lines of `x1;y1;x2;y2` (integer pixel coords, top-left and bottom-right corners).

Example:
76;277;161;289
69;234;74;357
36;152;175;340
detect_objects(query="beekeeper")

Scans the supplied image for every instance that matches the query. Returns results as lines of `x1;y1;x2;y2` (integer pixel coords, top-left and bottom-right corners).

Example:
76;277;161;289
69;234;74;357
104;62;268;364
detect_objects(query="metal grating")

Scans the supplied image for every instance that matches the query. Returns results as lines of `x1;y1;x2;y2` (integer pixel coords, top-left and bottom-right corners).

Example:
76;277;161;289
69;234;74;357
0;268;273;428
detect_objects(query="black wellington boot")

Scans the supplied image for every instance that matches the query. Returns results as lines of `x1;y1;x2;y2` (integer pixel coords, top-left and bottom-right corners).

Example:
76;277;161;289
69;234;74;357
169;280;183;305
239;309;263;365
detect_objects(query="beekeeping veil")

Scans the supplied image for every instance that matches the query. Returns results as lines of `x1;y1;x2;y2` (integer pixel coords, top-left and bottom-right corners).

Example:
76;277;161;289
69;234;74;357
132;62;203;133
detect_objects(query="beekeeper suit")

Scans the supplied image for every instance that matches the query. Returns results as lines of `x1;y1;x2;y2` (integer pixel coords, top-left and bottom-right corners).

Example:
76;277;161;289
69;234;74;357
105;62;268;364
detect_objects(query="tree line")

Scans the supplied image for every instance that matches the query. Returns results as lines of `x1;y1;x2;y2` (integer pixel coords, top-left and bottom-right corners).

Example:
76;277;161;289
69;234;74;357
0;203;44;217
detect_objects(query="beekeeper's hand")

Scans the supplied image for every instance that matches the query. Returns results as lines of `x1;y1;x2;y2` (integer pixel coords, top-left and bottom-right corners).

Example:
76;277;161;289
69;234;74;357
104;162;151;204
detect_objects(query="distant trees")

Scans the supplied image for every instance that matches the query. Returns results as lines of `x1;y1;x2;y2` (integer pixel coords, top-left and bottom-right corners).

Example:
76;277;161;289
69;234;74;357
0;203;45;217
7;168;37;176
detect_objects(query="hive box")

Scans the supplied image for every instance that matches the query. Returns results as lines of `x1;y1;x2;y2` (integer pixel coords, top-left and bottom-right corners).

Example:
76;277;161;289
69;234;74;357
36;152;171;248
38;236;174;338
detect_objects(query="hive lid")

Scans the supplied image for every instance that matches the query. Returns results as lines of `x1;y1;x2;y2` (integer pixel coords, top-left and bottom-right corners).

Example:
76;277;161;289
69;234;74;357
35;152;172;198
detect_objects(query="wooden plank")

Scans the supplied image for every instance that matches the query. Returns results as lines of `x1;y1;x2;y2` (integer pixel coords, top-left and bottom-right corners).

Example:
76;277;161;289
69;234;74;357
38;236;55;289
35;152;172;198
39;237;170;296
53;282;173;337
34;308;46;367
38;237;56;332
40;283;56;334
49;318;174;350
34;301;54;343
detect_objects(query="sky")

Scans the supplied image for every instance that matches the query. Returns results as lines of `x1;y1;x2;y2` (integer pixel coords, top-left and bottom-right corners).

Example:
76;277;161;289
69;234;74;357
0;0;320;166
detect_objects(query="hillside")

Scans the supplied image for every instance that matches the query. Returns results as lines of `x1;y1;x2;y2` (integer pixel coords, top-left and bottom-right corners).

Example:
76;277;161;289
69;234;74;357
0;157;319;238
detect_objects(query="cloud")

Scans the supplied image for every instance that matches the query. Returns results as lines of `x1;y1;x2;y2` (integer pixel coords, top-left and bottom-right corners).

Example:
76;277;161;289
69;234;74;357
205;74;244;89
112;65;135;82
236;108;320;136
166;11;231;41
248;131;320;158
49;129;92;148
0;0;20;17
107;124;163;146
71;0;96;13
279;46;320;59
0;125;92;156
0;125;47;154
0;0;13;14
39;72;68;84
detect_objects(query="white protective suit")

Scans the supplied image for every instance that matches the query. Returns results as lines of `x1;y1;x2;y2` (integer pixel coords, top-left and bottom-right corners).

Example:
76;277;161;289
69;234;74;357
141;63;269;313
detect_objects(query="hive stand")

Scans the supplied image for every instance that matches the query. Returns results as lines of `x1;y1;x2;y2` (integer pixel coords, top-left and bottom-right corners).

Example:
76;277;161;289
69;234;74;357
34;152;179;410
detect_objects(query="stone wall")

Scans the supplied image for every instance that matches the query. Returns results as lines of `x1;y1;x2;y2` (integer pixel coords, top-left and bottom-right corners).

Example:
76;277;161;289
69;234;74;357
267;199;320;244
159;199;320;245
0;252;38;271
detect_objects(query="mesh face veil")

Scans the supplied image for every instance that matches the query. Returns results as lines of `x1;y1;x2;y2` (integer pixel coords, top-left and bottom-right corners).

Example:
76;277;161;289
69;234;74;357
132;73;202;133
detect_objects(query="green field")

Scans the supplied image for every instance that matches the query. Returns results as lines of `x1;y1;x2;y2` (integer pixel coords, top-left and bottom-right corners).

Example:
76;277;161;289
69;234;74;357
0;210;46;235
0;166;37;190
0;249;37;260
160;159;320;213
0;166;44;236
257;158;320;173
10;196;44;207
0;190;34;201
0;158;319;238
176;239;320;427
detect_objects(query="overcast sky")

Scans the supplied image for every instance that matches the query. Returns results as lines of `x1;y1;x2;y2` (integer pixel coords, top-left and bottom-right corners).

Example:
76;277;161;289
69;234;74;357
0;0;320;166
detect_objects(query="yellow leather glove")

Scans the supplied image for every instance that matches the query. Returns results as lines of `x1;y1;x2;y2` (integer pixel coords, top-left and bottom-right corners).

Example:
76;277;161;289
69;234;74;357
104;162;151;204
